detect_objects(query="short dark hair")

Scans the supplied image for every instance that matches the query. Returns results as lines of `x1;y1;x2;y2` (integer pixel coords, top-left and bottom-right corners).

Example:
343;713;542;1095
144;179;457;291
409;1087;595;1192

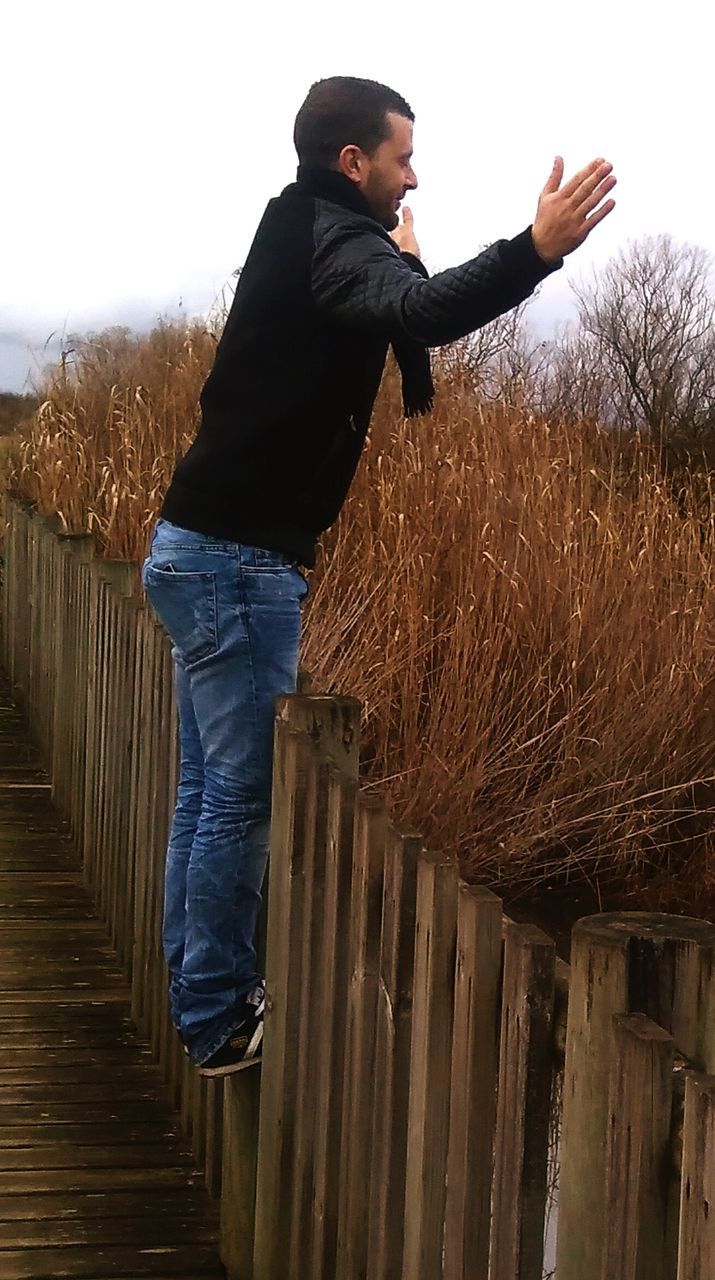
293;76;414;169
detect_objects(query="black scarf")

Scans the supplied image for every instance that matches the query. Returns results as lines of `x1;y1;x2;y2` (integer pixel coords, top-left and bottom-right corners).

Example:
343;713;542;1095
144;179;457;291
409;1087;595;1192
295;165;435;418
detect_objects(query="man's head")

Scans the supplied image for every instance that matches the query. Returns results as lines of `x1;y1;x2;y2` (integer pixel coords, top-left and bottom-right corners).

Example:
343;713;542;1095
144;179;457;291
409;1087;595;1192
294;76;418;231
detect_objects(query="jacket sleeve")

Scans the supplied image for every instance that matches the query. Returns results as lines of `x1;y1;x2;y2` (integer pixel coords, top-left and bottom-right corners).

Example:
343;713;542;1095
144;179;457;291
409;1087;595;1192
312;222;561;348
400;251;430;280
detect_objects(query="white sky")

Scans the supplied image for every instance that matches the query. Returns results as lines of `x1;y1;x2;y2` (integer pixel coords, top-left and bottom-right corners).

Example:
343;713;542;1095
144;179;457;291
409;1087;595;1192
2;0;712;390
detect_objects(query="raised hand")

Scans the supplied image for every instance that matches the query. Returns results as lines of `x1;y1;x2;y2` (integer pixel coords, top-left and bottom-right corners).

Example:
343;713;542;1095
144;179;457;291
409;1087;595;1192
390;206;421;260
531;157;617;264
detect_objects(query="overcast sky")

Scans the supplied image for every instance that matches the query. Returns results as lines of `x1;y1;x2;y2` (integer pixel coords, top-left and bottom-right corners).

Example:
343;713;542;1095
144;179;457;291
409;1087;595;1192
2;0;711;391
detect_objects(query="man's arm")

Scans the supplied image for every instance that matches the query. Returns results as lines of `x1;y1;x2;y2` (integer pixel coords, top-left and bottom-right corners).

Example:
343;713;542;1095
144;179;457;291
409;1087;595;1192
312;157;617;348
312;220;556;348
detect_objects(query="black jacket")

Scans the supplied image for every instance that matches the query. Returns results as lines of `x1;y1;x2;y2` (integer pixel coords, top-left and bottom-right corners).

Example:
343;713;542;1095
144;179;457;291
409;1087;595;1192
161;166;561;567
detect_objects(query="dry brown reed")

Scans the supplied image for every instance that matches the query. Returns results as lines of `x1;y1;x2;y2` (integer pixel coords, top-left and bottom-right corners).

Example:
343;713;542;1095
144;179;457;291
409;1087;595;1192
7;322;715;904
9;321;217;562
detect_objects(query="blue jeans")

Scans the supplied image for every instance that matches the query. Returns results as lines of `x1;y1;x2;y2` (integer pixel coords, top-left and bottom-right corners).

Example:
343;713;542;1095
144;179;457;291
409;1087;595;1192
141;518;308;1064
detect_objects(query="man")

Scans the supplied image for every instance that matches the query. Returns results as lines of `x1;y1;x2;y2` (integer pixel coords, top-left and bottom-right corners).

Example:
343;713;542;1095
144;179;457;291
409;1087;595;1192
141;76;616;1077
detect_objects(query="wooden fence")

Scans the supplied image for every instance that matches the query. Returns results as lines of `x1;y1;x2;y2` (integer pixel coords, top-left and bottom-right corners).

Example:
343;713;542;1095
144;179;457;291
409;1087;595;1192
2;491;715;1280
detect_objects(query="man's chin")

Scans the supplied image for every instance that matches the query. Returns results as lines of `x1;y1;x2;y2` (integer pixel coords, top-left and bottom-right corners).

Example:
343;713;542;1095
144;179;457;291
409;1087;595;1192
364;195;399;231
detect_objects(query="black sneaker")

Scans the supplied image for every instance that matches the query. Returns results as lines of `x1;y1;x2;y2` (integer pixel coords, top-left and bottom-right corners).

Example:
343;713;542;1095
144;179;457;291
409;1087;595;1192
197;983;265;1078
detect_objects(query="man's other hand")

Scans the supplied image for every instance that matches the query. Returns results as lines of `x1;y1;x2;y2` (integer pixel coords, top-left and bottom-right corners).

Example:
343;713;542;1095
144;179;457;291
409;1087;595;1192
531;157;617;264
391;206;421;259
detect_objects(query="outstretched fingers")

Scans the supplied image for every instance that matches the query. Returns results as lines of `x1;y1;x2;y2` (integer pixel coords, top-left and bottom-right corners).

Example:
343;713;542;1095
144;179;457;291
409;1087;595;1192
574;165;616;212
580;174;618;216
584;197;617;230
561;157;606;200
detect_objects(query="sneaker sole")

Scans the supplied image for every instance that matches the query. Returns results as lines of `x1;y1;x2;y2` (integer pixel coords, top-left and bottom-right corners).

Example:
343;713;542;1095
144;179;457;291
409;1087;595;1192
198;1053;262;1078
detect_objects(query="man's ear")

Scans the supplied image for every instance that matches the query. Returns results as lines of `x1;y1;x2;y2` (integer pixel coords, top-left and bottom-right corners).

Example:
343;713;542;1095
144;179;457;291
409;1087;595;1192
336;144;365;184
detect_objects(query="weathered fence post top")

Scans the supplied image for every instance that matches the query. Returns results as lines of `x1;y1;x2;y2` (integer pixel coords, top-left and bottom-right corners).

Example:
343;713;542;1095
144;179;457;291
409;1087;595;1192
573;911;715;945
276;693;361;780
57;531;95;553
96;559;139;596
38;512;63;535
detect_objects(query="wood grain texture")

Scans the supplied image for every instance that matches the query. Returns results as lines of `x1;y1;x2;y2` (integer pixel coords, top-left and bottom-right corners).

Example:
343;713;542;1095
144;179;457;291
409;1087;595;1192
490;920;555;1280
443;884;502;1280
678;1074;715;1280
601;1014;675;1280
557;912;715;1280
402;851;459;1280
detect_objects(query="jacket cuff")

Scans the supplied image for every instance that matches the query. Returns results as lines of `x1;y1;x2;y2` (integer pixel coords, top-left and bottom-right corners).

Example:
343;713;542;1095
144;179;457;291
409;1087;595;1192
401;251;430;280
499;226;562;286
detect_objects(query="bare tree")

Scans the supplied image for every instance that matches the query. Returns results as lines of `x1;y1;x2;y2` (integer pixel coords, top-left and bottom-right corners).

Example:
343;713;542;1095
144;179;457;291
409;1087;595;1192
534;323;613;424
569;235;715;458
435;299;551;405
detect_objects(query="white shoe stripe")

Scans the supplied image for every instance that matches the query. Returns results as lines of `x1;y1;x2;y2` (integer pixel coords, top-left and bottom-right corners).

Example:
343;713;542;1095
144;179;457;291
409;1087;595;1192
246;1022;263;1058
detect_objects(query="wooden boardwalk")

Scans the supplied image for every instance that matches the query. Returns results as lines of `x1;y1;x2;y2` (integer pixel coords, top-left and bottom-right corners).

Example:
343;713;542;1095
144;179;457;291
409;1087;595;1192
0;680;225;1279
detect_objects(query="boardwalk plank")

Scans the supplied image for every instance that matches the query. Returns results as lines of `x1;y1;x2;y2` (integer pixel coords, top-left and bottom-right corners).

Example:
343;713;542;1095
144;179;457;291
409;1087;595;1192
0;1122;184;1147
0;1167;198;1193
0;1100;182;1124
0;1060;156;1081
0;1032;141;1049
0;1190;218;1221
0;1217;218;1247
0;1146;193;1173
0;1081;167;1102
0;1245;224;1278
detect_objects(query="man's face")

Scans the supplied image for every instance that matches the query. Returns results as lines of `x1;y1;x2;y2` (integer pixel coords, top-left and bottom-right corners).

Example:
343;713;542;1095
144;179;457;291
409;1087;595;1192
340;112;418;230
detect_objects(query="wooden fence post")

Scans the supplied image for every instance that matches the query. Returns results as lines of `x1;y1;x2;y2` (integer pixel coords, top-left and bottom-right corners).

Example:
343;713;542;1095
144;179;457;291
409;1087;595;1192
5;498;21;688
0;494;15;672
288;752;333;1279
108;590;142;969
70;543;96;849
490;921;556;1280
402;851;459;1280
36;515;61;757
443;884;503;1280
556;913;715;1280
249;694;360;1280
81;558;104;875
600;1013;675;1280
678;1074;715;1279
309;767;358;1278
148;628;175;1065
366;826;422;1280
276;691;361;778
50;533;94;821
130;611;160;1030
335;793;389;1280
221;1064;261;1280
10;501;29;703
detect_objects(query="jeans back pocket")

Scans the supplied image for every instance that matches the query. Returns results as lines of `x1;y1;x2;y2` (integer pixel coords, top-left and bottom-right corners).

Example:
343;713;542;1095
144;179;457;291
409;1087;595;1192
143;565;219;665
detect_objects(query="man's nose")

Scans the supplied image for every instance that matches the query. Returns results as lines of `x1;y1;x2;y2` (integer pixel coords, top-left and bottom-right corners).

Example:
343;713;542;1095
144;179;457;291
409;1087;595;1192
407;168;418;191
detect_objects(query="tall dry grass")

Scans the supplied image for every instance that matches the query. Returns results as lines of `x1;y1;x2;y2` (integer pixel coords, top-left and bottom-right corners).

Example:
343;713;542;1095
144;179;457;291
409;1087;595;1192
8;321;715;909
10;321;217;561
